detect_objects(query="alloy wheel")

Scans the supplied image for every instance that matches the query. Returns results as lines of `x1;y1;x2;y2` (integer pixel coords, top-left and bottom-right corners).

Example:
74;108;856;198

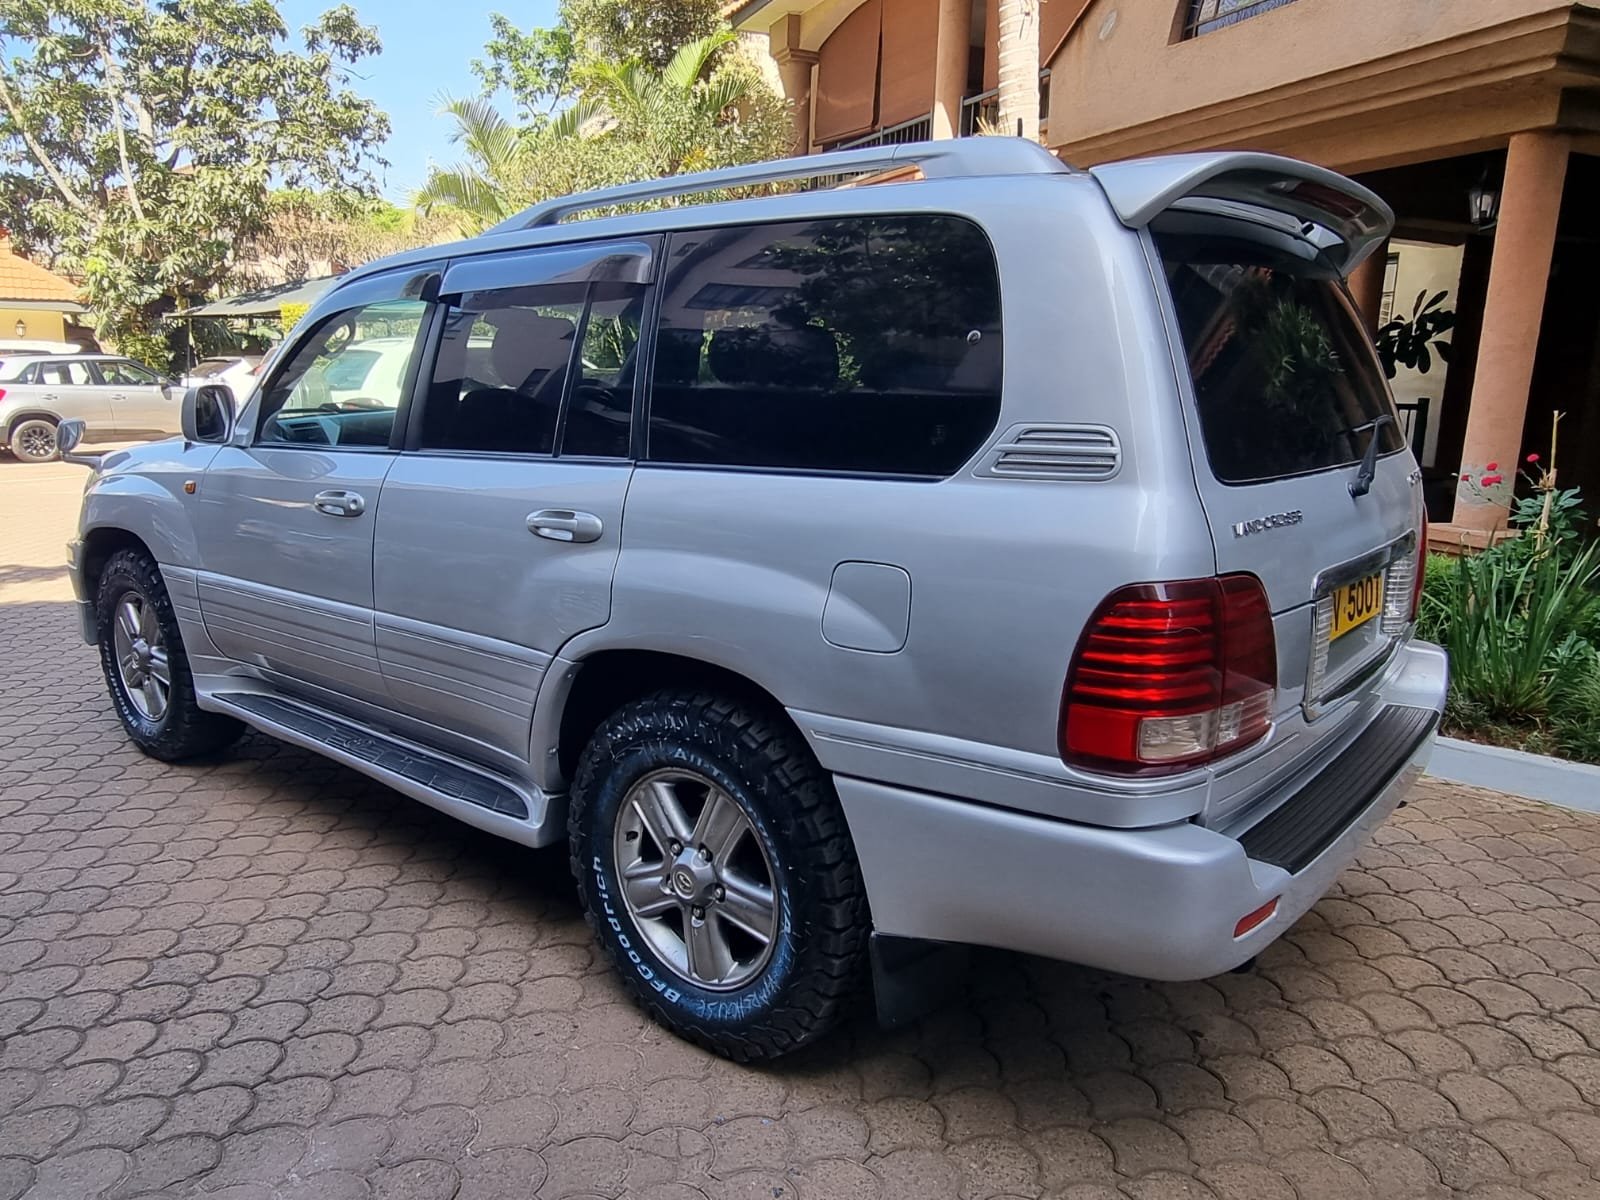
111;590;171;721
612;768;779;990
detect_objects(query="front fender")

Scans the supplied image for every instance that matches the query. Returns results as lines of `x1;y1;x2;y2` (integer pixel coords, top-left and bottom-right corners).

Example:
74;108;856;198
78;440;223;569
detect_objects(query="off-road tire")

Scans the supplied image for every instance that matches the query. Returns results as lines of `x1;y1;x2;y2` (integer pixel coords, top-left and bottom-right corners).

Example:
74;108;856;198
570;689;868;1060
9;417;59;463
94;548;243;760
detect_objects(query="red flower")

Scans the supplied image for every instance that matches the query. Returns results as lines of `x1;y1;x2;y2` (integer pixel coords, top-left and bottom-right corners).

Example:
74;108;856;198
1527;453;1540;463
1481;474;1504;486
1461;472;1471;481
1486;461;1499;471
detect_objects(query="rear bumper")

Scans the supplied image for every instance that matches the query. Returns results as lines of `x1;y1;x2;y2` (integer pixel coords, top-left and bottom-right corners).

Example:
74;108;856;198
838;638;1446;981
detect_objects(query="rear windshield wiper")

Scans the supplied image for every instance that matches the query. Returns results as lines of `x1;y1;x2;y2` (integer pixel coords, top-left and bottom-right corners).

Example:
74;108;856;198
1348;413;1396;499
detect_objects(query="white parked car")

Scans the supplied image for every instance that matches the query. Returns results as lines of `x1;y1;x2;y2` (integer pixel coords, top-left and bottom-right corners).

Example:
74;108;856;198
181;355;264;404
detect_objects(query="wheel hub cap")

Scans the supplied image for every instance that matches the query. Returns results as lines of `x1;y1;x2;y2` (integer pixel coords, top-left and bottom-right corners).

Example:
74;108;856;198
111;590;171;721
612;768;779;991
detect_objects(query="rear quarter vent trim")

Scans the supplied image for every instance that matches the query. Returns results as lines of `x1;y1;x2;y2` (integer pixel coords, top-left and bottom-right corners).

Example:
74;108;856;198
976;423;1122;481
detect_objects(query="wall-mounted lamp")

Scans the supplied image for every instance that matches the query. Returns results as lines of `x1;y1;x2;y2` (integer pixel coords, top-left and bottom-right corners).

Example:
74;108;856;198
12;319;24;338
1468;168;1501;230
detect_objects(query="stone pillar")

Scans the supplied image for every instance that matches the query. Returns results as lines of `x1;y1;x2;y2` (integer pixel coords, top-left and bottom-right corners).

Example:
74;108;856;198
769;15;818;156
1347;238;1389;336
932;0;974;139
1453;132;1569;529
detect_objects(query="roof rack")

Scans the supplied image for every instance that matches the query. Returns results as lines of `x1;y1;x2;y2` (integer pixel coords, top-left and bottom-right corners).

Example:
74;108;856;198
482;137;1071;235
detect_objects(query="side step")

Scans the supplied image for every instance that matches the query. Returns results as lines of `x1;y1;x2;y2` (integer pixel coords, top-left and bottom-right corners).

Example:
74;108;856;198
211;692;564;847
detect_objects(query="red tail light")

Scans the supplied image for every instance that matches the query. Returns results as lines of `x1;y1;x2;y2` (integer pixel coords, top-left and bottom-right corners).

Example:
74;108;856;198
1410;512;1428;621
0;388;7;401
1061;575;1277;774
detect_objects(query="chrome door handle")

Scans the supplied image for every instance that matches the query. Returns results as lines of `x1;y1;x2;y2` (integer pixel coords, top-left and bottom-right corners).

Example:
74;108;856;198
111;393;127;401
527;509;603;543
312;489;366;518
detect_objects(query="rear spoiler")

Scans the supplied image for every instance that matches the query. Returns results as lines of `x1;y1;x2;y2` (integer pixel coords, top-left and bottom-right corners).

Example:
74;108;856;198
1089;152;1394;277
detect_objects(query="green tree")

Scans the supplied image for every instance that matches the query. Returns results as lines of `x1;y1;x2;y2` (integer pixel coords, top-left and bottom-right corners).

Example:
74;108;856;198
473;0;722;121
0;0;389;366
412;98;539;234
421;24;790;237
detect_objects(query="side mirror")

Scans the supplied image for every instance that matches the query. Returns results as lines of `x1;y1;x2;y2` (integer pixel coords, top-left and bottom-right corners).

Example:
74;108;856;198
182;384;235;444
55;418;86;455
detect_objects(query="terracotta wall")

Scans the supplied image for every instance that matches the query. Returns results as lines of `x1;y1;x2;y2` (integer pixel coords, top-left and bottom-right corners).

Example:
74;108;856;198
1047;0;1584;164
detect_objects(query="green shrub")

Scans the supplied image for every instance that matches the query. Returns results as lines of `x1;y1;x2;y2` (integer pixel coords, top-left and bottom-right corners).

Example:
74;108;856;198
1426;536;1600;725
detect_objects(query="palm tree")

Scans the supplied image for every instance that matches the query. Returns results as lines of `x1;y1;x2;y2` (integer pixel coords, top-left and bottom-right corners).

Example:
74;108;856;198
995;0;1041;142
413;97;536;234
554;31;750;174
415;31;784;234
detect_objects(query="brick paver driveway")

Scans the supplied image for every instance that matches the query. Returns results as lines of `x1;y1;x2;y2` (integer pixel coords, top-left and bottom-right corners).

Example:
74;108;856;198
6;455;1600;1200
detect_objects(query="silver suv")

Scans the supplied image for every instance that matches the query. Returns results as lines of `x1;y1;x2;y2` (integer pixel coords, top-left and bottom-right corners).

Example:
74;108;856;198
67;140;1447;1059
2;353;179;462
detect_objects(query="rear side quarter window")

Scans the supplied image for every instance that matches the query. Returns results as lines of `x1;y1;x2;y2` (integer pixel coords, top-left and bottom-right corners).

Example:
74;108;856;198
647;215;1003;477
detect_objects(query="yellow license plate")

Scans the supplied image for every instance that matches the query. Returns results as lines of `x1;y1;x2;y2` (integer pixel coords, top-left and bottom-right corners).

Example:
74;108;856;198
1331;571;1385;641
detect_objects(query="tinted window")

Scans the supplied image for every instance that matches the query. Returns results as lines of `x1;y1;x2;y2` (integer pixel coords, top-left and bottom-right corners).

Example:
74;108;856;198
648;216;1002;476
422;284;582;455
257;300;429;448
423;280;645;457
563;284;646;458
1156;230;1403;485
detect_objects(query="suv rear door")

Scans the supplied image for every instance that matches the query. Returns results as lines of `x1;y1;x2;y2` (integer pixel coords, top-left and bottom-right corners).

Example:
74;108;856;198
1095;155;1421;767
29;360;113;433
369;239;653;768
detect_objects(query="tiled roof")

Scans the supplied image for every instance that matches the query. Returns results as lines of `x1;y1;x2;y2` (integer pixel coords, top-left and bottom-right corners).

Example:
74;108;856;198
0;248;82;306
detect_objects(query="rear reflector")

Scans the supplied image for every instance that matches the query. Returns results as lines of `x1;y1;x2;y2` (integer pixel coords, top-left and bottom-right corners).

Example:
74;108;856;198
1061;575;1277;774
1234;898;1279;938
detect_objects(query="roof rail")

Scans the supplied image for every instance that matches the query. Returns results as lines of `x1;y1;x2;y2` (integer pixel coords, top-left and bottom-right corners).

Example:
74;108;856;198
482;137;1071;235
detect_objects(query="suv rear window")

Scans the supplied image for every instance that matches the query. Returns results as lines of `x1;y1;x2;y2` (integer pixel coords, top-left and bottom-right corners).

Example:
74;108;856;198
1156;230;1402;485
648;215;1003;477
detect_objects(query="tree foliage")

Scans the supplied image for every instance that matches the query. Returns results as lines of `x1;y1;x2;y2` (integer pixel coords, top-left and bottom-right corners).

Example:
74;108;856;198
237;191;453;290
0;0;389;366
422;12;789;238
472;0;723;121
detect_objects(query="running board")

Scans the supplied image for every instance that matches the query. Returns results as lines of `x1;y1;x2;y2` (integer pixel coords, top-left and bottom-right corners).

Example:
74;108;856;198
210;692;564;847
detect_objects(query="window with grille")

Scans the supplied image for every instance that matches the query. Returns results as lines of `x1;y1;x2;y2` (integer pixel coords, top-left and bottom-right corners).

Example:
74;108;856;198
1183;0;1302;38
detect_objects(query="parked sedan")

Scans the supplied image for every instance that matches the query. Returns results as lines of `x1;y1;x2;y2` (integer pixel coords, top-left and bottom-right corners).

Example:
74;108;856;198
0;354;180;463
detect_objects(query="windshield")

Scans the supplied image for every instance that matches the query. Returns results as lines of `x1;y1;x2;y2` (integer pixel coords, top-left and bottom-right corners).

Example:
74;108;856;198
1156;230;1403;485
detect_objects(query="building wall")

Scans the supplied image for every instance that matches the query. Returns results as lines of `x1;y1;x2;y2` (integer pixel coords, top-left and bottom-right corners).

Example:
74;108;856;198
0;308;66;342
1047;0;1593;169
1386;240;1465;469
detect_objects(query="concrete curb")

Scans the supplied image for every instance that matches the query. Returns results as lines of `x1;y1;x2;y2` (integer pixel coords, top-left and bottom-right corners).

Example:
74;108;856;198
1426;735;1600;813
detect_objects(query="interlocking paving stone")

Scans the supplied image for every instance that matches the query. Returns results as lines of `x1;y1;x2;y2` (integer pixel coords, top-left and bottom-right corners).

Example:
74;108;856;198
9;457;1600;1197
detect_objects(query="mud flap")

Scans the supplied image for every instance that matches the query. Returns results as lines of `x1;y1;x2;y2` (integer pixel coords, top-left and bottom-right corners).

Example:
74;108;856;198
870;933;971;1029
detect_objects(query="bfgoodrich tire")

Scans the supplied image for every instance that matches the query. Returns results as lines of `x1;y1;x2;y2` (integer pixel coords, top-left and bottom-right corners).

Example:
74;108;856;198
569;690;868;1060
94;548;243;761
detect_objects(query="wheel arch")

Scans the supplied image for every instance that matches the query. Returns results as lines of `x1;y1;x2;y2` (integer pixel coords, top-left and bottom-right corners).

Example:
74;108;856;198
6;409;62;436
80;526;159;605
545;648;807;791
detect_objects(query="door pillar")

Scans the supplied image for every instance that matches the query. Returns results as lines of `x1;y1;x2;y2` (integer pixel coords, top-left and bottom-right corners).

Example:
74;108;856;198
932;0;974;139
1453;131;1569;528
769;14;818;155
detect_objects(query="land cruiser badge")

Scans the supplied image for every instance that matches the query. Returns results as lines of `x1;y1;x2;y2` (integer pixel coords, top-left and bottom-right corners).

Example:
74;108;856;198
1233;510;1304;538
